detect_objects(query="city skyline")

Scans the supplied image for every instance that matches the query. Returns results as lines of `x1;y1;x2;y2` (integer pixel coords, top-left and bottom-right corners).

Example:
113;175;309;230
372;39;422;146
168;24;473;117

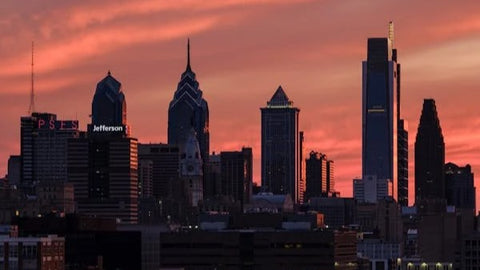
1;1;480;206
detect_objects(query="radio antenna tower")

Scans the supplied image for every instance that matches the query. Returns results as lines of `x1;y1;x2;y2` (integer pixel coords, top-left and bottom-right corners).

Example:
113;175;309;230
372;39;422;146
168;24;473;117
28;41;35;115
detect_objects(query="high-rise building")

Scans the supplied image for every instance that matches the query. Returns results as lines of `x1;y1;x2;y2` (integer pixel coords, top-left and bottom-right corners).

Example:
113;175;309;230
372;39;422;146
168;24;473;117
305;151;327;200
168;40;209;162
68;72;138;224
445;162;475;211
261;86;301;203
362;22;400;201
20;113;80;188
138;143;180;199
220;147;253;209
397;119;408;206
414;99;445;203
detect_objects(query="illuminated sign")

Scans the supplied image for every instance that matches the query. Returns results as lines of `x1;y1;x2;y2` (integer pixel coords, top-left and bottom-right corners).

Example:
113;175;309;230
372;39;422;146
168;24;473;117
37;119;79;130
93;125;125;132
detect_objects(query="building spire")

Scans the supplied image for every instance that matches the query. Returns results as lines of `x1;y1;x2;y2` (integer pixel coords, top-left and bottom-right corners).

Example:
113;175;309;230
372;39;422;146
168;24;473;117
186;38;191;71
388;21;394;46
28;41;35;115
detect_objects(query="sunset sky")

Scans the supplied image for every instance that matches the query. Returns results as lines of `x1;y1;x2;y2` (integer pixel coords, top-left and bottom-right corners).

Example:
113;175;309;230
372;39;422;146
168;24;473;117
1;0;480;207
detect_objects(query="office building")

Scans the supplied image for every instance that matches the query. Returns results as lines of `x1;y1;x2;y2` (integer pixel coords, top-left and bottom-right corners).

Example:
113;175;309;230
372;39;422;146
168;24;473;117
398;119;408;206
68;72;138;224
309;197;356;229
168;40;209;162
159;230;336;270
20;113;80;188
0;235;65;270
415;99;445;202
305;151;335;200
220;147;253;208
362;22;400;200
261;86;301;203
445;162;475;211
353;175;392;203
138;143;179;200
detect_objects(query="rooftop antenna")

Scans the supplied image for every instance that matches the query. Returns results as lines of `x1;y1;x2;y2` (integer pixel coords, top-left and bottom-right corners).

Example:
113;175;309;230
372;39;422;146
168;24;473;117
388;21;394;47
28;41;35;115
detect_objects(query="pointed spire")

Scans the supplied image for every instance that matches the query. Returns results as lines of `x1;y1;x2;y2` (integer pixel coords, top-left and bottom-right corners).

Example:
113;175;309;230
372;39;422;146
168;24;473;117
186;38;191;71
107;70;111;76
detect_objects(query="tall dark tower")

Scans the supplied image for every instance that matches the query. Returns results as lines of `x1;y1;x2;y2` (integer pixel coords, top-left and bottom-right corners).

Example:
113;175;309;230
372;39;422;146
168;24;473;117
261;86;301;203
91;71;127;127
68;72;138;224
398;119;408;206
415;99;445;203
362;22;400;201
168;40;209;162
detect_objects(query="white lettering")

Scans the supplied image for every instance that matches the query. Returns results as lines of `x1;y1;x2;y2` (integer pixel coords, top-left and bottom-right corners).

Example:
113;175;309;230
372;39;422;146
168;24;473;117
93;125;124;132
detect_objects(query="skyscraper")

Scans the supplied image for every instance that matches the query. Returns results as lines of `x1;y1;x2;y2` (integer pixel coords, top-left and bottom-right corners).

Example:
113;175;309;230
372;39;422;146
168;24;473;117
261;86;301;203
20;112;80;188
415;99;445;203
362;22;400;200
445;162;475;211
168;40;209;162
68;72;138;224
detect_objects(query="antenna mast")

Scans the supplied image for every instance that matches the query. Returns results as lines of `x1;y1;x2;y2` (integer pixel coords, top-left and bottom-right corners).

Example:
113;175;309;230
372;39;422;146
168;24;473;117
28;41;35;115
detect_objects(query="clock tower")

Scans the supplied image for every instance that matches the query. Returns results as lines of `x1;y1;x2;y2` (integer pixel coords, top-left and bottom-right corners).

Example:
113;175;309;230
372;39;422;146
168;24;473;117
179;129;203;207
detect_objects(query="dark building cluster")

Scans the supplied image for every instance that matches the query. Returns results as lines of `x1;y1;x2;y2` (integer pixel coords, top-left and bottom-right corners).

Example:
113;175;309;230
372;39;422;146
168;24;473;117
0;23;477;270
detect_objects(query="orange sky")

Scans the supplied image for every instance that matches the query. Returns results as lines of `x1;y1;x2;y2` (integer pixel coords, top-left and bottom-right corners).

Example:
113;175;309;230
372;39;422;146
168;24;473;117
1;0;480;207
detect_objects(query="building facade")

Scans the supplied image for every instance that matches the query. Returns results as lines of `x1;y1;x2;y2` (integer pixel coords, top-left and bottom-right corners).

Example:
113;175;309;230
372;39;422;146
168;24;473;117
415;99;445;202
445;162;475;211
362;22;400;201
167;40;209;162
20;113;80;189
68;72;138;224
397;119;408;206
261;86;301;203
220;147;253;209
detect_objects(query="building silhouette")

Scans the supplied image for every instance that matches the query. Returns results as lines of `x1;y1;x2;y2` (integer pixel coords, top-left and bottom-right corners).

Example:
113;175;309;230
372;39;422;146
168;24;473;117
68;72;138;224
415;99;445;203
305;151;334;200
261;86;301;203
220;147;253;210
167;40;209;162
20;112;80;189
445;162;475;211
138;143;180;200
362;22;401;201
398;119;408;206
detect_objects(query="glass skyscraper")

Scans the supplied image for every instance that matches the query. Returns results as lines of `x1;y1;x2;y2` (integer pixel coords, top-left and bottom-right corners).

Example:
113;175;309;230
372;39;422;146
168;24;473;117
168;40;209;162
362;24;401;201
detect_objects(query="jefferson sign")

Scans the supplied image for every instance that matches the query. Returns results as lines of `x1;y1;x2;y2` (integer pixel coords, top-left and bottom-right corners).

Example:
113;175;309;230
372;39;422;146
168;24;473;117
93;125;125;132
